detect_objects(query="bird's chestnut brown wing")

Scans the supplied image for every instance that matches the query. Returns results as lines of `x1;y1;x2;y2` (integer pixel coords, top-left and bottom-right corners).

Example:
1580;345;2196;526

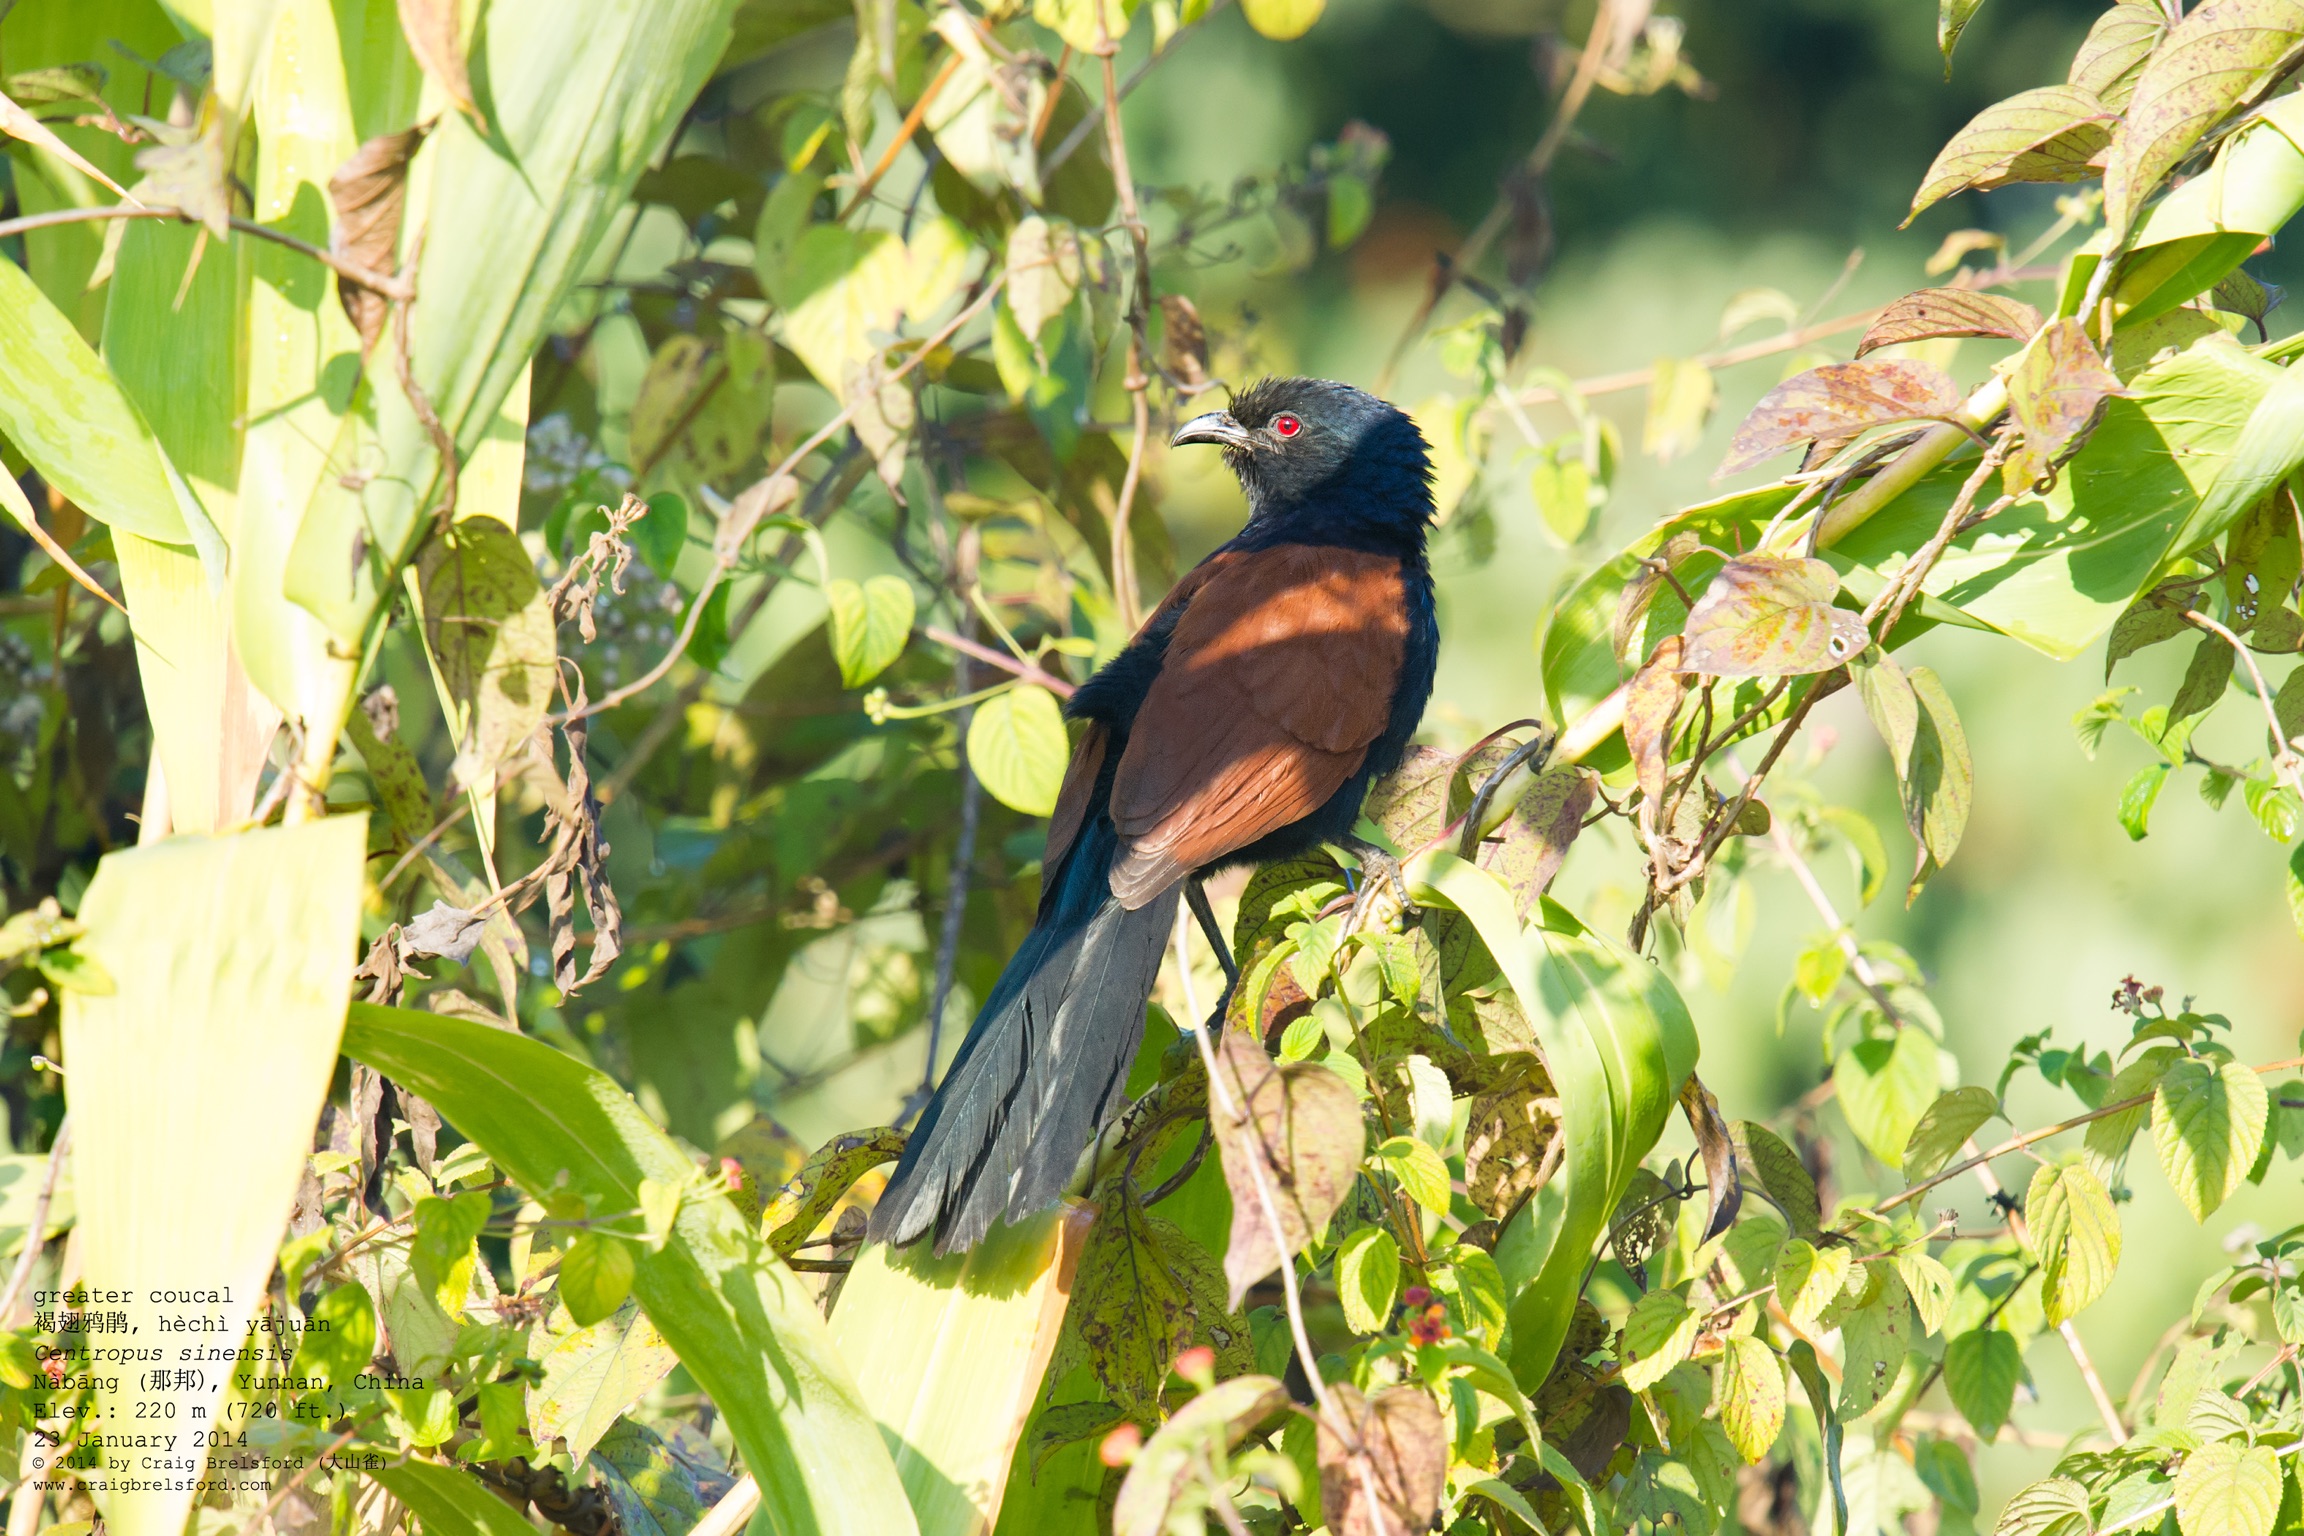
1104;544;1410;908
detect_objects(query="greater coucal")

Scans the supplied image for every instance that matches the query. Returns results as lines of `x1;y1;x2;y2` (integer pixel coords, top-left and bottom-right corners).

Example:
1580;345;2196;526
870;377;1440;1253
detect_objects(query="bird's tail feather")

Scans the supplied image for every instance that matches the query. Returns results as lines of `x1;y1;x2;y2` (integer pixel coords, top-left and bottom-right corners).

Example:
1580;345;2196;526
869;818;1178;1253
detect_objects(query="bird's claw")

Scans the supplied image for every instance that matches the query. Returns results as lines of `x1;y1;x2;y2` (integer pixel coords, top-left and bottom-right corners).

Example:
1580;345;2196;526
1345;846;1418;935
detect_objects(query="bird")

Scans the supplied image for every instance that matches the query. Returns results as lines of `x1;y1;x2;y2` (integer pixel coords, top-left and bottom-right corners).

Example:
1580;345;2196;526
868;376;1441;1254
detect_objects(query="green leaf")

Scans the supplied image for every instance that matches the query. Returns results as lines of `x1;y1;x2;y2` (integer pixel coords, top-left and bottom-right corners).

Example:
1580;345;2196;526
299;1282;378;1389
1793;932;1850;1009
1839;1272;1914;1418
2153;1057;2271;1220
285;0;755;650
1644;356;1718;463
0;249;188;545
1374;1134;1453;1215
1774;1237;1854;1332
528;1300;680;1466
1939;0;1988;68
1997;1477;2094;1536
561;1231;639;1327
1620;1284;1699;1392
1336;1226;1401;1335
1903;1087;1999;1180
1532;446;1595;544
2086;1053;2174;1178
1904;667;1973;897
636;492;691;575
2026;1160;2122;1326
342;1006;916;1536
1896;1250;1955;1335
60;819;368;1536
2179;363;2304;561
638;1175;683;1252
1004;216;1083;343
1854;646;1920;771
2174;1442;2284;1536
1412;857;1697;1390
1836;1030;1942;1169
417;516;559;802
1942;1329;2020;1438
377;1462;541;1536
1718;1335;1786;1464
826;575;917;688
2122;761;2175;839
411;1190;492;1317
2069;4;2169;109
386;1386;461;1447
586;1419;728;1536
967;684;1070;817
1735;1120;1822;1234
2103;0;2304;236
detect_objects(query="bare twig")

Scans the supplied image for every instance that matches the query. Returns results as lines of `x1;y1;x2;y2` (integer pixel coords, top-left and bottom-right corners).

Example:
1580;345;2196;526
920;625;1078;697
559;275;1007;725
0;1121;69;1324
841;52;964;215
686;1475;760;1536
2180;605;2304;793
0;204;413;299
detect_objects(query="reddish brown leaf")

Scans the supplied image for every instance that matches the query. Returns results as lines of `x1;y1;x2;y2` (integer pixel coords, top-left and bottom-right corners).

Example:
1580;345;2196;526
1209;1032;1365;1309
328;125;431;353
1623;635;1688;805
1854;289;2043;357
397;0;486;130
1317;1384;1448;1536
1680;1075;1743;1243
1717;359;1962;478
1998;317;2127;487
1486;764;1599;911
1680;557;1869;678
1907;85;2114;222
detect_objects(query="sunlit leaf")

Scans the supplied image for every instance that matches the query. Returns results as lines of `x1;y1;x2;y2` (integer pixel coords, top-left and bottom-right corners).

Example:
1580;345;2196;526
1856;289;2041;357
1644;356;1717;463
2153;1057;2270;1220
1718;1335;1786;1463
1836;1029;1941;1169
1720;359;1962;477
1620;1284;1699;1391
2174;1442;2284;1536
1624;635;1689;802
1903;1086;1999;1180
2027;1160;2121;1326
1680;556;1869;677
827;575;918;688
1317;1384;1447;1536
1999;318;2128;488
1909;85;2113;221
2069;2;2170;109
1336;1226;1401;1334
2103;0;2304;235
1943;1328;2020;1438
967;684;1070;817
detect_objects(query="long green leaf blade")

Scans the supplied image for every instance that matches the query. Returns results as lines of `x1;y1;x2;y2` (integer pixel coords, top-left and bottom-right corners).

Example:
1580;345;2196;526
341;1003;919;1536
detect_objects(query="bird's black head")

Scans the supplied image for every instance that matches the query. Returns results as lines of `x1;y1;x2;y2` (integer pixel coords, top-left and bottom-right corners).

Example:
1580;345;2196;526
1171;377;1435;553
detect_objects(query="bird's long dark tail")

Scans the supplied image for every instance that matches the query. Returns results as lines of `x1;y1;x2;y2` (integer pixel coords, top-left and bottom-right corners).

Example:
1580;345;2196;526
869;816;1180;1254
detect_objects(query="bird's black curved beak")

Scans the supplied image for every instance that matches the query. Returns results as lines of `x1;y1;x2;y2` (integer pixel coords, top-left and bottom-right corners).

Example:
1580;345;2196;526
1171;411;1254;450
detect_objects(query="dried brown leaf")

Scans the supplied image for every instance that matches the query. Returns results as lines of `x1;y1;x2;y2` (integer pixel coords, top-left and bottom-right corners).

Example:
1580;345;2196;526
1210;1032;1365;1309
2103;0;2304;234
1680;557;1869;678
1463;1061;1563;1219
1680;1074;1743;1243
2069;2;2171;109
397;0;486;130
1720;359;1963;477
1907;85;2113;222
1317;1384;1448;1536
1486;764;1599;911
1158;294;1210;388
1854;288;2042;357
1624;634;1689;805
329;125;431;352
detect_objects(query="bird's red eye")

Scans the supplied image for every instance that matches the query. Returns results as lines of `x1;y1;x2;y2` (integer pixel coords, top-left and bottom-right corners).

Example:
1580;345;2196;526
1272;413;1302;438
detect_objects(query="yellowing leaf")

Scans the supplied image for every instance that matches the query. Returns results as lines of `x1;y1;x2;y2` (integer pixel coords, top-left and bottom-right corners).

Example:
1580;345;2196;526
2174;1442;2284;1536
561;1231;638;1327
2069;3;2171;110
1620;1284;1699;1391
1336;1225;1401;1334
2153;1057;2270;1220
782;219;974;391
966;684;1070;817
1005;216;1082;344
1241;0;1324;39
1680;556;1869;678
1835;1029;1942;1169
2026;1160;2121;1326
1855;289;2041;357
1717;1335;1786;1463
1720;359;1963;477
1998;318;2128;487
1909;85;2113;222
2103;0;2304;235
1374;1133;1452;1215
1644;356;1717;462
826;575;917;688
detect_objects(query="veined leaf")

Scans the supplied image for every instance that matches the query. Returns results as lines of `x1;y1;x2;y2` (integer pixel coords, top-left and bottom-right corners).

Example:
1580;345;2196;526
2173;1442;2284;1536
1856;289;2041;357
341;1005;919;1536
832;1205;1093;1536
1718;1335;1786;1463
1336;1226;1401;1335
1620;1284;1699;1391
2103;0;2304;235
377;1462;538;1536
2172;360;2304;558
1943;1328;2020;1438
62;818;368;1536
2027;1160;2121;1325
828;575;917;688
2153;1057;2270;1220
968;685;1070;817
1409;855;1697;1387
1210;1033;1364;1309
1680;557;1870;677
1903;1085;1999;1180
1718;360;1962;478
2070;3;2170;109
1837;1029;1941;1169
1909;85;2113;222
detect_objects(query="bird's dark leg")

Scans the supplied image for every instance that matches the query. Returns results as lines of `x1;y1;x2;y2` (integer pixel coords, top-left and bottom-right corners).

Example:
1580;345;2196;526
1338;834;1418;933
1185;877;1239;1027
